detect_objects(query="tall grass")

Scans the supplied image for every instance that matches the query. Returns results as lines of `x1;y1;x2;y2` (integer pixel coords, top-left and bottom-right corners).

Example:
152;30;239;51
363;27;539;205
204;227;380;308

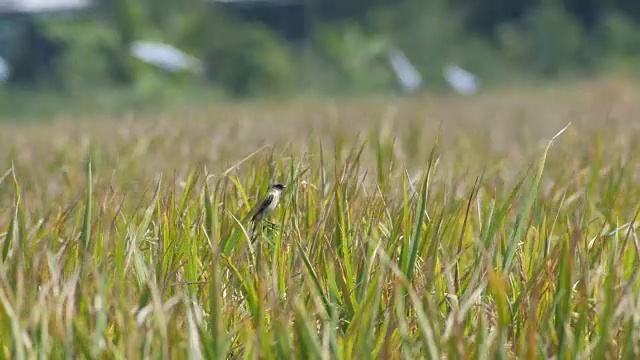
1;80;640;358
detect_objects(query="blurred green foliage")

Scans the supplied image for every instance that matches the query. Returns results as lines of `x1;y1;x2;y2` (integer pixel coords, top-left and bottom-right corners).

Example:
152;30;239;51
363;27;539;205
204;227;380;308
204;14;296;97
498;2;588;76
1;0;640;107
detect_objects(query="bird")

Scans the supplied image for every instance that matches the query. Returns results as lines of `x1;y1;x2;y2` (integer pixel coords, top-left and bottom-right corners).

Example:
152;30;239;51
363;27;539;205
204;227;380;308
249;183;286;227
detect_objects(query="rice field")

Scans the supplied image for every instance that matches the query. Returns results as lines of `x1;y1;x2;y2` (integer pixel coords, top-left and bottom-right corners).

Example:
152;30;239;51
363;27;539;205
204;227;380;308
1;79;640;359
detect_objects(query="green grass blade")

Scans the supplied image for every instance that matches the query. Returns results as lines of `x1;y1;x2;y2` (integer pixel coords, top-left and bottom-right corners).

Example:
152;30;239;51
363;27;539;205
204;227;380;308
503;123;570;274
81;158;93;251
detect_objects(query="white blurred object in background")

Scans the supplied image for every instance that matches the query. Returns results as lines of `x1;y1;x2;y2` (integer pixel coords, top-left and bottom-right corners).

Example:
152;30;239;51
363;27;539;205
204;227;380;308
130;41;202;74
0;0;90;13
0;56;9;82
443;64;480;95
388;48;422;93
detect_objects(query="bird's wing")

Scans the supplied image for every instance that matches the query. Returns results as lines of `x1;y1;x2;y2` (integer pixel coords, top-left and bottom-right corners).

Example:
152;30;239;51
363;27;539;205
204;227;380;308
251;194;274;222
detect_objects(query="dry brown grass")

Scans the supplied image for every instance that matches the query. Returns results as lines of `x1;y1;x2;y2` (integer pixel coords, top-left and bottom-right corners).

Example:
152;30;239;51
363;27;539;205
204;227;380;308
1;78;640;358
2;78;638;170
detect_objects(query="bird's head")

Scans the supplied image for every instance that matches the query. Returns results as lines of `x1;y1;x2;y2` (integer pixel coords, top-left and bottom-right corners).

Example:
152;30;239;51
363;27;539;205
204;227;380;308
269;183;286;191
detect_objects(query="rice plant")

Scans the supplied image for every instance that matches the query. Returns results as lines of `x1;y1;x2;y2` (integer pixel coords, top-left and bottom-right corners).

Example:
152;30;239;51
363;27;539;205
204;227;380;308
1;80;640;359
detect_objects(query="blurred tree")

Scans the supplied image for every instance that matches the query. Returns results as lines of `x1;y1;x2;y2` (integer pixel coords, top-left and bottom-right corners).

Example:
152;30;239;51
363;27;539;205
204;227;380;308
95;0;141;84
44;18;122;90
613;0;640;23
2;0;640;98
315;0;402;22
194;10;295;96
455;0;614;36
453;0;535;36
502;1;588;75
216;0;309;43
564;0;609;29
596;11;640;55
314;23;392;92
6;17;66;87
591;10;640;76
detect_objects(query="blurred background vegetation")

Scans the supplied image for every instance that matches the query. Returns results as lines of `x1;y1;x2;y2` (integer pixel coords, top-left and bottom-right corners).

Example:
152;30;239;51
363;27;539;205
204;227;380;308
1;0;640;118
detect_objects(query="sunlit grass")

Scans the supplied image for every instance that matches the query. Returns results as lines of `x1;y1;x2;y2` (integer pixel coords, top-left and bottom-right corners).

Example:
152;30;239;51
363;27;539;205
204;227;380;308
1;79;640;358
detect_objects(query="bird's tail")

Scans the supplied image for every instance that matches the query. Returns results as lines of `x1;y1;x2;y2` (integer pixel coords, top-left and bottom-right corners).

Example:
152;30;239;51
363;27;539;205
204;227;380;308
249;219;259;243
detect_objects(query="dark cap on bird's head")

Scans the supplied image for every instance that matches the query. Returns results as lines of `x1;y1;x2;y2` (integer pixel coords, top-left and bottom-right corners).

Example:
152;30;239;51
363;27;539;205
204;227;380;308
270;183;286;190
